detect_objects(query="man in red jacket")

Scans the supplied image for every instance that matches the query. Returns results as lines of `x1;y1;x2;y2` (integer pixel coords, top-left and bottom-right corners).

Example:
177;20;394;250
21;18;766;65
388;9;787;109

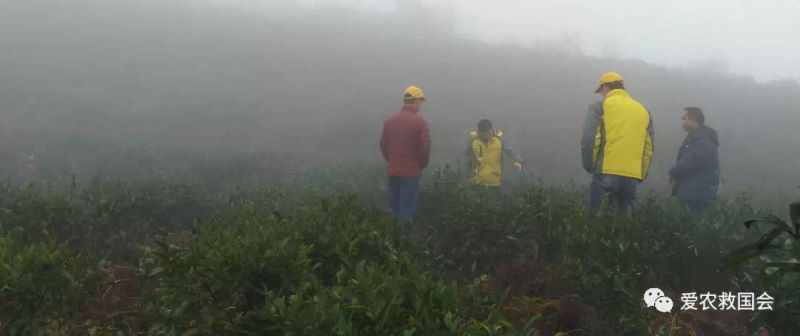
379;85;431;221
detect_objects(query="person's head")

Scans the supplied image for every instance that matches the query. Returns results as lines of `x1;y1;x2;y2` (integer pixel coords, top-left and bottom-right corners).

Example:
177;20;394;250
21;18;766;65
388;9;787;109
595;72;625;96
682;107;705;132
477;119;495;142
403;85;426;111
599;81;625;96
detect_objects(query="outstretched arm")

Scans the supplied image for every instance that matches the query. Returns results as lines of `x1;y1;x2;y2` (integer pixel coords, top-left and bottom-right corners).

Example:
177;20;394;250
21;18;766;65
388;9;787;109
501;138;524;167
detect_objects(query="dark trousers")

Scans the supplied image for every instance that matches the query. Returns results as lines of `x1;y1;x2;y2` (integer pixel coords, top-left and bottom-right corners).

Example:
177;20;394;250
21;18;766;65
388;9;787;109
387;176;419;221
474;185;503;204
589;174;640;214
681;199;712;216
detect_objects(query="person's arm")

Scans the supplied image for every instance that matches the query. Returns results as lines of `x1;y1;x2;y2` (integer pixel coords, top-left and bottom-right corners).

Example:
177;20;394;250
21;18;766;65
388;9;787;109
669;135;711;179
501;137;524;168
642;113;654;179
379;121;389;161
418;119;431;169
466;139;478;173
581;102;603;173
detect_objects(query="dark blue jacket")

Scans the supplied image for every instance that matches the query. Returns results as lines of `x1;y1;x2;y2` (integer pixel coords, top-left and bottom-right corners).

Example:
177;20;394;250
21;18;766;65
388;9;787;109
669;125;720;201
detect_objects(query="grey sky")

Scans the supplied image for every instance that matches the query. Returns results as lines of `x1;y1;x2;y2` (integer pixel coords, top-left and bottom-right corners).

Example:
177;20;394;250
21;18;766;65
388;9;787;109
212;0;800;82
448;0;800;82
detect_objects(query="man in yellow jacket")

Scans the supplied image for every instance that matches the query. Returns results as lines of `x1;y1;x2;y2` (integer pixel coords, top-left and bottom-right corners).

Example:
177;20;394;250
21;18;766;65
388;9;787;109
467;119;524;189
581;72;654;214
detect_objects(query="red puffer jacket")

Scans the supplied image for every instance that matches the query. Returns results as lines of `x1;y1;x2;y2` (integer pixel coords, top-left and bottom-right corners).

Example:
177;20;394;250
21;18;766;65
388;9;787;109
379;105;431;179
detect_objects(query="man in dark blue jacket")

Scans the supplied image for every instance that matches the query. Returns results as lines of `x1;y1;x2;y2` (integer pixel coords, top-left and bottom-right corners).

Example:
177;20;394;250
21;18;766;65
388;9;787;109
669;107;720;214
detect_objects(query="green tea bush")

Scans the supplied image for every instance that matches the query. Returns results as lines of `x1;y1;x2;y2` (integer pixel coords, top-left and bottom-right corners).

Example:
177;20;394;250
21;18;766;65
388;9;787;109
416;167;764;334
0;229;92;335
140;196;518;335
0;179;216;261
418;167;543;276
245;258;517;335
724;202;800;334
0;166;783;335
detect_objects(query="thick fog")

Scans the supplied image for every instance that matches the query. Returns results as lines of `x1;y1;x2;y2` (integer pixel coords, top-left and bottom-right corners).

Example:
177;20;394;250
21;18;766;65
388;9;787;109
1;0;799;194
452;0;800;82
215;0;800;81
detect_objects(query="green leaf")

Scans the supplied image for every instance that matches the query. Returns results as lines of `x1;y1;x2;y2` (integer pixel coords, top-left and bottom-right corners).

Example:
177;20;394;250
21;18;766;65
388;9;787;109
721;243;782;270
758;228;789;250
791;203;800;226
148;266;165;277
791;202;800;237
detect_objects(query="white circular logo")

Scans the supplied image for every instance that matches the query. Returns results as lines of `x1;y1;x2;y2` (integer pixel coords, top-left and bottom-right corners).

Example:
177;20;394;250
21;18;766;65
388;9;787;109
655;296;674;313
644;288;665;307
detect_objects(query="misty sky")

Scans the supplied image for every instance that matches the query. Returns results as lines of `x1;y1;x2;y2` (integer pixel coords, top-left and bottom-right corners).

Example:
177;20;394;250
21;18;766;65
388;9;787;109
214;0;800;82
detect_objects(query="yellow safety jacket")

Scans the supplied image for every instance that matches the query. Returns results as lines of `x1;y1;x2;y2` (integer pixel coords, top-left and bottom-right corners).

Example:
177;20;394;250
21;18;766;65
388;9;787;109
581;89;654;180
468;130;524;187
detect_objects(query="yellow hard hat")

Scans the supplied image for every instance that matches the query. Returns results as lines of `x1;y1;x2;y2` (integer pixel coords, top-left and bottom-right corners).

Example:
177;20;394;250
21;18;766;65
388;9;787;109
595;72;624;93
404;85;426;101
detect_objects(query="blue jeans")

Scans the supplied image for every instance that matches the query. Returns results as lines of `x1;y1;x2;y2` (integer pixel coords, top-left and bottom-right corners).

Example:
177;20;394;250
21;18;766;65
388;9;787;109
387;177;419;221
589;174;639;214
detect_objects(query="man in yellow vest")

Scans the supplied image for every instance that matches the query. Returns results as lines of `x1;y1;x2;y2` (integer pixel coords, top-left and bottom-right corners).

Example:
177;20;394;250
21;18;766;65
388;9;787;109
467;119;524;189
581;72;654;214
